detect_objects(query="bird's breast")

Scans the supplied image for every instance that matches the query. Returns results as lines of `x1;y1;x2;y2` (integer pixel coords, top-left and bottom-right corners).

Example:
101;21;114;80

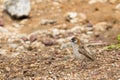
72;45;85;59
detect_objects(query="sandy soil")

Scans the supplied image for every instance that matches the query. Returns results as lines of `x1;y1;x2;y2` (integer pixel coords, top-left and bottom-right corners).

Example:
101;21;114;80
0;0;120;80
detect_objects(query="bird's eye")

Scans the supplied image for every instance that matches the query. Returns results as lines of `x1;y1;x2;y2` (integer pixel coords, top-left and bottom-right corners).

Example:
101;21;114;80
71;37;77;43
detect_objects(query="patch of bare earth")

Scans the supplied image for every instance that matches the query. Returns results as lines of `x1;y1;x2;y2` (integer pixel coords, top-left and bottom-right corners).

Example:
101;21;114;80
0;0;120;79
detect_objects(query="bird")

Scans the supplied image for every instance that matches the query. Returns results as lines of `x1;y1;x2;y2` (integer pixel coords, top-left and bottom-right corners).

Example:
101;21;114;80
70;37;94;61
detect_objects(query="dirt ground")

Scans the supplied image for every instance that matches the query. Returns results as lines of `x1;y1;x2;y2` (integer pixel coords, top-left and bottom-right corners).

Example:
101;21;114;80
0;0;120;80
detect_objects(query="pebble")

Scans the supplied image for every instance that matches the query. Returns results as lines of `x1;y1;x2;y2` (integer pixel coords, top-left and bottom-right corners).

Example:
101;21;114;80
115;4;120;10
89;0;107;4
5;67;10;71
0;49;6;56
52;28;60;36
86;27;93;31
66;12;78;23
86;31;93;35
42;39;56;46
41;19;57;25
20;19;28;25
21;36;29;42
0;27;8;32
86;23;93;28
66;12;77;19
29;34;38;42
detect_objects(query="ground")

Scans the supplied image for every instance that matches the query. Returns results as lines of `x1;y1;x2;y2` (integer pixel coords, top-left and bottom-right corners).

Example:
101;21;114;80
0;0;120;80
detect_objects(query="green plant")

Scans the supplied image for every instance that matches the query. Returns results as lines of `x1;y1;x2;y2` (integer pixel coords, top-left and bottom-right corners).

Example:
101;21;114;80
117;34;120;42
105;34;120;49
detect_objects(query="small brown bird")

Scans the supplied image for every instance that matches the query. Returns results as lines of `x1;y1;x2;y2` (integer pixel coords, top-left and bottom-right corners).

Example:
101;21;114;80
70;37;94;61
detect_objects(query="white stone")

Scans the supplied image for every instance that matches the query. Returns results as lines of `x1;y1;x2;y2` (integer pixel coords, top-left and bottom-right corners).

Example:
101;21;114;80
0;49;6;55
115;4;120;10
5;0;31;18
0;27;8;32
67;12;77;19
89;0;107;4
52;28;60;36
86;31;93;35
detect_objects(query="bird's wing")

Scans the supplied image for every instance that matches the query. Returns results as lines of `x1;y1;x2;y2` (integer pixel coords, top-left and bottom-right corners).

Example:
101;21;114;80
78;45;94;61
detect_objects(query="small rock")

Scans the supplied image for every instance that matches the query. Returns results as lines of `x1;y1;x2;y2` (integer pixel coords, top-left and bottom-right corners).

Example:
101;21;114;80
0;27;8;32
86;26;93;31
52;28;60;36
21;36;29;42
86;31;93;35
41;19;56;25
89;0;107;4
66;12;86;23
42;39;57;46
5;67;10;71
0;50;6;56
115;4;120;10
29;34;38;42
86;23;93;28
67;12;77;19
66;12;78;23
20;19;28;24
5;0;31;18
